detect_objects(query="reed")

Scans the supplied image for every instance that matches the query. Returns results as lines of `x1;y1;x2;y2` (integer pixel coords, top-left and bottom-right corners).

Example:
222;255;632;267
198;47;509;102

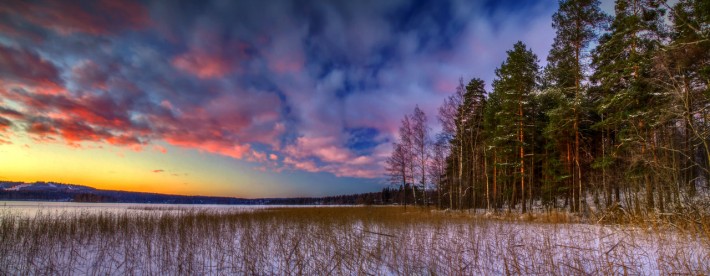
0;206;707;275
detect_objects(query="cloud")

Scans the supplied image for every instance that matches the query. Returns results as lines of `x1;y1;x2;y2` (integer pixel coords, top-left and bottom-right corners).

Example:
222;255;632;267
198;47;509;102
153;145;167;154
163;137;250;160
0;106;23;119
0;45;62;92
0;116;12;131
172;51;234;79
0;0;149;36
71;60;110;89
0;0;557;180
152;169;164;173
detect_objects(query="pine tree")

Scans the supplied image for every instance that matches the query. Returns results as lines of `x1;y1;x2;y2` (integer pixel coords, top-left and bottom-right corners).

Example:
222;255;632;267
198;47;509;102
483;89;503;210
462;78;487;209
591;0;667;212
656;0;710;195
546;0;607;212
491;41;540;213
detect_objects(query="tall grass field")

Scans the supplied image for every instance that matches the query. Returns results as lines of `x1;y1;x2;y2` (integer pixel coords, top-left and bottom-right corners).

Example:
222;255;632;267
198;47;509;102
1;205;708;275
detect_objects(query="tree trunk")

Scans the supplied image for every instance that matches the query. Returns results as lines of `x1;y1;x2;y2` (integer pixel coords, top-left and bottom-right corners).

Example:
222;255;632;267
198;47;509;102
493;150;498;210
485;146;490;212
519;100;526;214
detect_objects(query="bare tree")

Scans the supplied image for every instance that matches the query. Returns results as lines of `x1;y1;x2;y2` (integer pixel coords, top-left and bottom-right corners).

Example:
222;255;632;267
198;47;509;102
429;133;450;209
412;105;431;206
386;142;408;208
399;115;417;206
438;78;465;209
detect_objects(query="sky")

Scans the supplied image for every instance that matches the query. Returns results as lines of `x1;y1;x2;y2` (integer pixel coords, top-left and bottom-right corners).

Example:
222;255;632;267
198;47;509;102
0;0;591;198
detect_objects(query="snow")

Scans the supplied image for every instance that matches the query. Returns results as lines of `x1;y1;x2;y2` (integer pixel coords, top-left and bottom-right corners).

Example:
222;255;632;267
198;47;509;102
4;183;31;191
0;202;707;275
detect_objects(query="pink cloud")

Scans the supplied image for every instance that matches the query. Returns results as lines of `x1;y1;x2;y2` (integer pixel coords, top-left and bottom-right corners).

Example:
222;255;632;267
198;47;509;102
172;51;233;79
160;100;174;111
325;166;377;178
433;77;457;94
262;26;306;74
285;136;352;163
283;157;319;173
72;60;109;89
0;80;285;163
269;57;304;74
315;146;350;163
280;134;383;178
97;0;150;30
248;150;267;163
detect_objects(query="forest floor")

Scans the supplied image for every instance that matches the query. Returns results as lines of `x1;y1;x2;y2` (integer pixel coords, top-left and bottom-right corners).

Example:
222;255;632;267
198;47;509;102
1;205;708;275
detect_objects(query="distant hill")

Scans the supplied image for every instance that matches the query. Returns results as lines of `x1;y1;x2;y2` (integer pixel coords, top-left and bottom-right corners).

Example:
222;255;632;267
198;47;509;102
0;181;389;205
0;181;254;204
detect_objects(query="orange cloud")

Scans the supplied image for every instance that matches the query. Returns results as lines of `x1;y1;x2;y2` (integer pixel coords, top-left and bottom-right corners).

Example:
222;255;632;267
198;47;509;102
164;137;250;160
153;145;167;154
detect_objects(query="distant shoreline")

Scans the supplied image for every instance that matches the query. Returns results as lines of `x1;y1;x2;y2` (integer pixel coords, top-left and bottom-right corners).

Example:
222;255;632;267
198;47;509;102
0;181;385;205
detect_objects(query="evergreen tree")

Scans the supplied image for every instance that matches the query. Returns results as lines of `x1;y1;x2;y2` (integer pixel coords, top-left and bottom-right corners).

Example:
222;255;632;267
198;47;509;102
546;0;607;212
655;0;710;195
385;0;708;218
591;0;668;212
462;78;487;209
483;88;504;209
491;41;540;213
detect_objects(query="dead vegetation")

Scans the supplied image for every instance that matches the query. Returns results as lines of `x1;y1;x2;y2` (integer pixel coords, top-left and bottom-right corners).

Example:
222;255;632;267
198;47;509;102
0;206;708;275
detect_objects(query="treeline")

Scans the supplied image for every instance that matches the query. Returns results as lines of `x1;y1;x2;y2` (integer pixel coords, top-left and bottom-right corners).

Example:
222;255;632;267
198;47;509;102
261;192;385;205
0;190;253;204
386;0;709;215
0;181;390;205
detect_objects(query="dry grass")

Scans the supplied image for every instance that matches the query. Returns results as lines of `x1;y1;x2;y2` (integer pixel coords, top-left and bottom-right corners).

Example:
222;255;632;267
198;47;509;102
0;206;708;275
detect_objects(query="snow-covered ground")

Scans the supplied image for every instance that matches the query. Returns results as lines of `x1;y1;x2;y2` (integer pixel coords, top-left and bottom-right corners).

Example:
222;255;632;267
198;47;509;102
3;183;31;191
0;203;707;275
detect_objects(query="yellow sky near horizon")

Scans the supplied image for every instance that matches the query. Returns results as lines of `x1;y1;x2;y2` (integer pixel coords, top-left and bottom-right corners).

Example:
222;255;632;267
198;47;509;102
0;135;263;197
